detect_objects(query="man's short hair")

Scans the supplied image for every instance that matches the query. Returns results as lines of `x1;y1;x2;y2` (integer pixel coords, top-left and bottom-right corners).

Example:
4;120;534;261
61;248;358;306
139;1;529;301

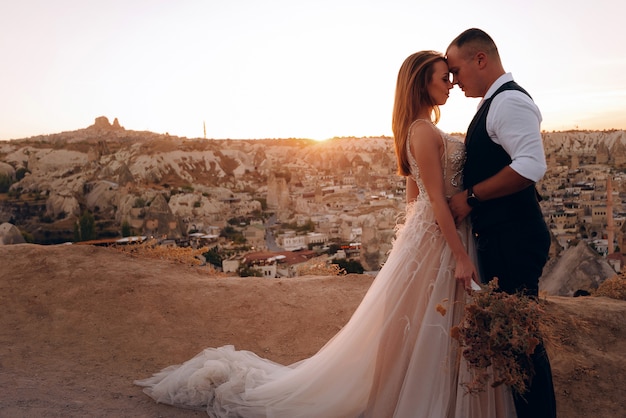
448;28;499;59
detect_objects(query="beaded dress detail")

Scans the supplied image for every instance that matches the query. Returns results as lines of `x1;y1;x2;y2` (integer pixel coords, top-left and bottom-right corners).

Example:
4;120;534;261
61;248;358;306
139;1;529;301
135;120;516;418
407;119;466;199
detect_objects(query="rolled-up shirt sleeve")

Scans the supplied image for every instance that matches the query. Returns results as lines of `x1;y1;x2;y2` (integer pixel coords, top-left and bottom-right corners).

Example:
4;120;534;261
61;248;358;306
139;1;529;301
487;90;547;182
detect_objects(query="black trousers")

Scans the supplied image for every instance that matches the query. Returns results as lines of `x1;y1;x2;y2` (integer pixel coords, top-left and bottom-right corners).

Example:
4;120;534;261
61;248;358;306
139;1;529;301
474;218;557;418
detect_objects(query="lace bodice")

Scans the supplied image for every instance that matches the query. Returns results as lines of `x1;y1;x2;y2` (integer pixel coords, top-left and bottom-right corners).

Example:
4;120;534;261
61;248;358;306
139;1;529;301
407;120;465;199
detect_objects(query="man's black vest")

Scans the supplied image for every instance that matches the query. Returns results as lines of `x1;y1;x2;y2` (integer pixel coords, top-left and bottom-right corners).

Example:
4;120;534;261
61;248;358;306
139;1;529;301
464;81;544;233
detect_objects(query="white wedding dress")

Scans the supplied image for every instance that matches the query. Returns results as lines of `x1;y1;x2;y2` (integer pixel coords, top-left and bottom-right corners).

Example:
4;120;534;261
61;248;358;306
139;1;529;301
135;121;516;418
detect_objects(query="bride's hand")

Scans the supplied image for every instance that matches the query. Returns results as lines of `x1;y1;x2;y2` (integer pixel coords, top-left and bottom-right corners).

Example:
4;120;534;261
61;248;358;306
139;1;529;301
454;253;479;294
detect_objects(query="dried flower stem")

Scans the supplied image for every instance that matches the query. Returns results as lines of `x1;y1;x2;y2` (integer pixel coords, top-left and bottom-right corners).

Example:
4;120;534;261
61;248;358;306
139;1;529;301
450;278;543;395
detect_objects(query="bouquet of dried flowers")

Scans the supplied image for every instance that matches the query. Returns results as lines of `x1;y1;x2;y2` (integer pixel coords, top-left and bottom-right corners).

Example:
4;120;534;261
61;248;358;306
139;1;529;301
450;278;543;395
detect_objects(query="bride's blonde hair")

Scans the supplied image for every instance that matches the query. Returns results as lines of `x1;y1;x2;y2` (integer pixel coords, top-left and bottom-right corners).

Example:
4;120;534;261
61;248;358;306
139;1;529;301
392;50;444;176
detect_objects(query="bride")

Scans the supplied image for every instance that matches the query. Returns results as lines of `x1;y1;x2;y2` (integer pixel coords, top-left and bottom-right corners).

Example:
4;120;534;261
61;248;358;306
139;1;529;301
136;50;516;418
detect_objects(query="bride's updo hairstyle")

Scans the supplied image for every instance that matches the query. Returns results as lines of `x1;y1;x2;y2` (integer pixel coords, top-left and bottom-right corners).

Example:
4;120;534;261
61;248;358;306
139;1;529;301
392;50;445;176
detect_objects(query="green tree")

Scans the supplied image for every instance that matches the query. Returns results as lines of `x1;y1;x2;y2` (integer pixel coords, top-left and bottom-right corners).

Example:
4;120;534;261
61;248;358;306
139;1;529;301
298;219;315;233
332;259;365;274
121;220;132;237
74;210;96;242
0;173;11;193
15;167;29;181
227;217;248;226
133;197;146;208
202;246;224;269
237;264;262;277
220;225;247;244
327;243;342;255
21;230;34;243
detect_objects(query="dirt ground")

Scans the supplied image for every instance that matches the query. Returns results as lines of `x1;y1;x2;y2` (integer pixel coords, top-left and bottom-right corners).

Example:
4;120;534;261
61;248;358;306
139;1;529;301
0;244;624;418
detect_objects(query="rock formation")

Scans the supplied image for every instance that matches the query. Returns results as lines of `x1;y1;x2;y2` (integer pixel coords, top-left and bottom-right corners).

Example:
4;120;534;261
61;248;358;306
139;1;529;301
0;222;25;245
267;172;291;214
143;193;183;239
0;162;15;179
540;240;616;296
88;116;124;131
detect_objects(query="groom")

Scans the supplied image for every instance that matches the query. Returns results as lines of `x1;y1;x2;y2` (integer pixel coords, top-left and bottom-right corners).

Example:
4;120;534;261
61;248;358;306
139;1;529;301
446;29;556;418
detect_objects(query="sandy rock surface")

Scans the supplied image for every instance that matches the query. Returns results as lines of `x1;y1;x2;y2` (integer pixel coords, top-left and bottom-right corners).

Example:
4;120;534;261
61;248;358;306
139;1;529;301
0;244;624;417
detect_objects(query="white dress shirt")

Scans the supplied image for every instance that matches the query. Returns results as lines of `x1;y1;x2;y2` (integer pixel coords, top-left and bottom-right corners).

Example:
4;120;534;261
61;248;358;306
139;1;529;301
481;73;547;182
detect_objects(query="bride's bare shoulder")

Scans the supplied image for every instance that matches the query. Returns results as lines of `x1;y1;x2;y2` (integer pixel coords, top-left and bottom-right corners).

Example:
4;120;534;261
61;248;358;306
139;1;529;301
408;119;443;151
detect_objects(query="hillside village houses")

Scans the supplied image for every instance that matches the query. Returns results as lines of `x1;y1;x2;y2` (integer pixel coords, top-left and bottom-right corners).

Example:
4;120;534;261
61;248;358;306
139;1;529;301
226;138;626;278
540;151;626;272
144;140;626;278
3;119;626;279
105;153;400;277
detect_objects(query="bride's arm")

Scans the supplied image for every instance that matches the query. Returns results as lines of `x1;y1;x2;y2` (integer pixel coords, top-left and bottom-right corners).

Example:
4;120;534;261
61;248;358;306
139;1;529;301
409;123;477;289
406;176;419;203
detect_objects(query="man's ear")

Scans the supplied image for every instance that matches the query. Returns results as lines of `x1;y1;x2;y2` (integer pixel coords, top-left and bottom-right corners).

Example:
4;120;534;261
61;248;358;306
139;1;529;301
476;52;487;69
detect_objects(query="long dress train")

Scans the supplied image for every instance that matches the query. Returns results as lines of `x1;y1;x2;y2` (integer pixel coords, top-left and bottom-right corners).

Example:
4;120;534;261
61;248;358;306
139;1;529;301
135;121;516;417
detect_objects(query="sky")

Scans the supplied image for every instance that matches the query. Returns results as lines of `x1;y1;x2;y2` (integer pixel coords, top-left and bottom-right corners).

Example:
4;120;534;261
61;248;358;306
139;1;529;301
1;0;624;141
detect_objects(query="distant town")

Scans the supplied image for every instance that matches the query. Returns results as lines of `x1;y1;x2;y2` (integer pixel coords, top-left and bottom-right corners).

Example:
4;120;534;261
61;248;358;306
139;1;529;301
1;118;625;278
539;148;626;272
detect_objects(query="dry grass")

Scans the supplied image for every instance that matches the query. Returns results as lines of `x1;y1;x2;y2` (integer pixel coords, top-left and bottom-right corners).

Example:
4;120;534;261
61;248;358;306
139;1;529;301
594;274;626;300
296;259;345;276
114;239;211;267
